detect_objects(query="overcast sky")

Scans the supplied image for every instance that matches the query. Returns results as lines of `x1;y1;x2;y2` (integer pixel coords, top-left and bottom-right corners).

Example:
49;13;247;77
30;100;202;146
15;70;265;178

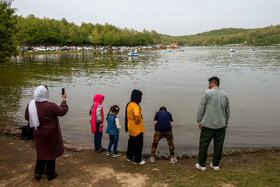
12;0;280;36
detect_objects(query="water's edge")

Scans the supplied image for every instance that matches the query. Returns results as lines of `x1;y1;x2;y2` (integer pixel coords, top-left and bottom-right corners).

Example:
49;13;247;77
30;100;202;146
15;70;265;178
2;122;279;159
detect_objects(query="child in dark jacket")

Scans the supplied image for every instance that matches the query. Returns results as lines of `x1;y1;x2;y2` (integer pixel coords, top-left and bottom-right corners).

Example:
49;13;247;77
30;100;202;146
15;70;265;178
105;105;121;157
150;107;177;163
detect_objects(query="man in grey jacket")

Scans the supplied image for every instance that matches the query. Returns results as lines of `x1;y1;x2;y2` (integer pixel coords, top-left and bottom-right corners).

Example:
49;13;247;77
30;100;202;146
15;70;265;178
196;77;230;171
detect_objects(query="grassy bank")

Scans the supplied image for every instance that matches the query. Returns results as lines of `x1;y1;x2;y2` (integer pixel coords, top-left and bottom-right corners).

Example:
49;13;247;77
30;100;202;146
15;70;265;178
0;128;279;187
147;149;280;186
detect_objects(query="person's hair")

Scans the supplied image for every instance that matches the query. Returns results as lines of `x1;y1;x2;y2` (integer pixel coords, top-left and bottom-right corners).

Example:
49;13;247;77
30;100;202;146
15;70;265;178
43;85;48;91
208;76;220;86
106;105;120;120
111;105;120;113
159;106;167;111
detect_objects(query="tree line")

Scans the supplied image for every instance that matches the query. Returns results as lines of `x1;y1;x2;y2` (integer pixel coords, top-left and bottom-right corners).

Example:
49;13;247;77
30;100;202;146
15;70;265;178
17;14;280;47
17;15;162;46
18;14;279;48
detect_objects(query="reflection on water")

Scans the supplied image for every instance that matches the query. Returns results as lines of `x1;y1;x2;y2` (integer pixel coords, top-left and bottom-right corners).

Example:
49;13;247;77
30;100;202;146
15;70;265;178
1;47;280;155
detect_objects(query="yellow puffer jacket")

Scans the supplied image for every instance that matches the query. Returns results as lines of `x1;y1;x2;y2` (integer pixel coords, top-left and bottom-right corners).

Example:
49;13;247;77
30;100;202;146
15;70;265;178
127;102;145;137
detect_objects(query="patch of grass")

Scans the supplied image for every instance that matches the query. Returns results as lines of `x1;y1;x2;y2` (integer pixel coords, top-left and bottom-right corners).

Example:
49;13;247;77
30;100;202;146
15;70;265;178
145;151;280;187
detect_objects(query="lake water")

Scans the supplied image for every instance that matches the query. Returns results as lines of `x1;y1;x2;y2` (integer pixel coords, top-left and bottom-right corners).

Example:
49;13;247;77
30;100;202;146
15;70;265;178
1;46;280;156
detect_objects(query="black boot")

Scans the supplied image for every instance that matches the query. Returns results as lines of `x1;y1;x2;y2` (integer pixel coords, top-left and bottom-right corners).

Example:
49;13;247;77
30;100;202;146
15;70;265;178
34;174;41;181
47;172;58;181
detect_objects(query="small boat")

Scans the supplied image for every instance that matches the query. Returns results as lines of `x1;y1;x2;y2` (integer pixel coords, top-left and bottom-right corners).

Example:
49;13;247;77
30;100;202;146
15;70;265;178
229;49;235;52
128;50;138;57
177;49;184;52
250;49;255;51
166;48;173;52
104;50;108;53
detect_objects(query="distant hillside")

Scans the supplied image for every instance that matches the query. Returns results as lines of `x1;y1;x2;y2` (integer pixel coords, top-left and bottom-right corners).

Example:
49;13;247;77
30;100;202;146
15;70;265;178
161;25;280;46
195;28;249;36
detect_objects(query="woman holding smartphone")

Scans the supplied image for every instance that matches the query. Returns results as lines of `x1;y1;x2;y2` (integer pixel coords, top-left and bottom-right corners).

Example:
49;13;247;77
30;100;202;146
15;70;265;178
25;86;68;181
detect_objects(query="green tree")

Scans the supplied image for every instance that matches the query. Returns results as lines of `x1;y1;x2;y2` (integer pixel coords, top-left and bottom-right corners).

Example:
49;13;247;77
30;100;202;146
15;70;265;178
150;30;161;44
91;30;102;45
0;0;18;61
80;23;95;44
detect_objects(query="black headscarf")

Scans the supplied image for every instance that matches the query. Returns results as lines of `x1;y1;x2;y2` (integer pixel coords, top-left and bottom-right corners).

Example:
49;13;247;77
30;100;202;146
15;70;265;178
125;89;143;133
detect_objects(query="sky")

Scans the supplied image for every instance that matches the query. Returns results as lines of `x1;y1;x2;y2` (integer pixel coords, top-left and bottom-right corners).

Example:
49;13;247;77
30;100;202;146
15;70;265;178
11;0;280;36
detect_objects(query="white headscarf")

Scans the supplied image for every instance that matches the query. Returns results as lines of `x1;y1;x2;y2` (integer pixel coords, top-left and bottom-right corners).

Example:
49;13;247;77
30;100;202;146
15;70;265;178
28;85;49;129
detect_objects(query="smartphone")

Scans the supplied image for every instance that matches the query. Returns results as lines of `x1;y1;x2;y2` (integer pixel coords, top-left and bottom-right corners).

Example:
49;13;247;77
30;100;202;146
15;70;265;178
62;88;65;96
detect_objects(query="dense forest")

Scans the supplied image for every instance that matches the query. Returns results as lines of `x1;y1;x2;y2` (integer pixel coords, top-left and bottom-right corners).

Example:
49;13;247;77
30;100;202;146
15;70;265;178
17;15;280;47
17;15;159;46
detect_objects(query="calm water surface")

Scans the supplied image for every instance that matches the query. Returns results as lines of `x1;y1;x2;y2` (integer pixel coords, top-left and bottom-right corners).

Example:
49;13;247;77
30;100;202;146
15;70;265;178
1;46;280;155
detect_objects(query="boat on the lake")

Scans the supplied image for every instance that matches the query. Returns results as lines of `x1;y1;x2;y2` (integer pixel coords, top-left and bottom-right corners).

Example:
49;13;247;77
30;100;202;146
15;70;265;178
250;49;255;51
229;49;235;52
128;50;138;57
177;49;184;52
166;48;173;52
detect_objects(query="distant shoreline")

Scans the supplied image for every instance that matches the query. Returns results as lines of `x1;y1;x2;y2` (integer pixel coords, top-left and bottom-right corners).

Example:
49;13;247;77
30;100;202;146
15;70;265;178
18;45;280;56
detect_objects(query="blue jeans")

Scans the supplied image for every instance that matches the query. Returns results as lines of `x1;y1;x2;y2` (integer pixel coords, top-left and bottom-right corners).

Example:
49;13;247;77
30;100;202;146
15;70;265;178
107;135;119;154
94;123;103;150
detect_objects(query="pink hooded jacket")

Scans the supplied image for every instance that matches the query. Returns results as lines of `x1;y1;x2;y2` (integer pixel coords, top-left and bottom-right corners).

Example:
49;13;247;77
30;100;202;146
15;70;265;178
90;94;104;133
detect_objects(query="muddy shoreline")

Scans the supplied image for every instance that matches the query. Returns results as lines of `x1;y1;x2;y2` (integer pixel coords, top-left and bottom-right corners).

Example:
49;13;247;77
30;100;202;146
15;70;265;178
2;123;279;159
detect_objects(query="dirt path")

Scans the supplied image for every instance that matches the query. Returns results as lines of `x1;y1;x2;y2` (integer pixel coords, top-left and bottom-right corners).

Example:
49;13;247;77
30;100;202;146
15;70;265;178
0;134;148;187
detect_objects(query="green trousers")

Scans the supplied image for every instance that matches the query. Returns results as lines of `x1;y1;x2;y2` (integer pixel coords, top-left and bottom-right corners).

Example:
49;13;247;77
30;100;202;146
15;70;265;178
198;127;226;167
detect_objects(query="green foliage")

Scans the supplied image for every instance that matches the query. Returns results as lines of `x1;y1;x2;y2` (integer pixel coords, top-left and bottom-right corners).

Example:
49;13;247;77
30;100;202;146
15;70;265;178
160;26;280;46
17;15;157;46
150;30;162;44
0;0;18;61
16;14;280;47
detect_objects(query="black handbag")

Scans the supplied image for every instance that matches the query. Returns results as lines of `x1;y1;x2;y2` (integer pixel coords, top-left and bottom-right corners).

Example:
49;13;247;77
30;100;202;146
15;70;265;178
21;122;34;140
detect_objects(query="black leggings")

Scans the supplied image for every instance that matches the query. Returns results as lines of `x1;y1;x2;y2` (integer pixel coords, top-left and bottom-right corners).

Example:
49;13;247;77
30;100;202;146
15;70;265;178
35;159;55;175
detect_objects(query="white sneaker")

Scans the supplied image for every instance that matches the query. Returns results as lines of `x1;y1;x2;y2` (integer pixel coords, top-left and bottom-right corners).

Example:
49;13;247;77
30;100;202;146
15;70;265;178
210;163;220;170
149;156;155;163
195;163;206;171
106;152;111;156
127;158;131;162
112;153;121;157
170;157;177;164
133;160;145;165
